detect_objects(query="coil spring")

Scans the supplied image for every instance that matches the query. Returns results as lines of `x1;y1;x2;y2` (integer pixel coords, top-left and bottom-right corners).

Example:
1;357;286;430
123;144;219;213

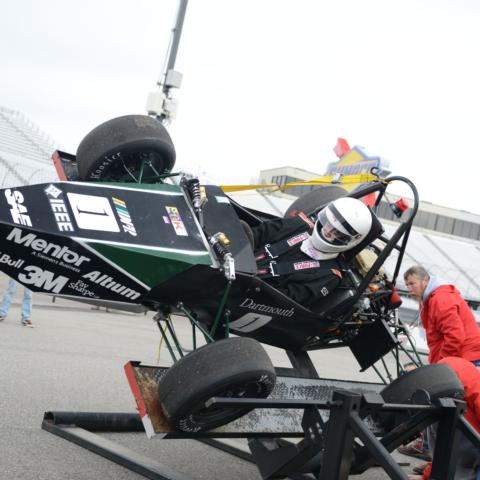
186;179;201;206
213;241;229;259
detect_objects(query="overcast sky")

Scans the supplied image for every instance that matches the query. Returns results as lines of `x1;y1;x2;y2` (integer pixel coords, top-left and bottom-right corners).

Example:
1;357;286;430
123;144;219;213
1;0;479;213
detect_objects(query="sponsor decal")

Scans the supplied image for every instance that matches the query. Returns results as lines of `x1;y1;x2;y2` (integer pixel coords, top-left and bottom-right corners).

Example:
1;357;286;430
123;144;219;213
44;184;74;232
0;253;25;269
82;271;141;300
215;196;230;204
7;228;90;268
89;152;120;180
162;215;170;224
287;232;310;247
239;297;294;317
5;189;32;226
229;313;272;332
165;206;188;236
68;279;96;297
293;260;320;271
112;197;137;236
67;193;120;232
321;286;329;296
18;266;69;294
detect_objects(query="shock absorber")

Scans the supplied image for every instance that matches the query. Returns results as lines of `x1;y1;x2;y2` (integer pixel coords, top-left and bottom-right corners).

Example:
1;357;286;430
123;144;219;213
209;232;235;280
185;178;207;210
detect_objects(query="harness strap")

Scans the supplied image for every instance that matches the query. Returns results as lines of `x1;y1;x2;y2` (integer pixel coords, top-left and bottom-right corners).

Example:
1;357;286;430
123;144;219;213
255;231;310;262
255;212;316;262
257;259;322;278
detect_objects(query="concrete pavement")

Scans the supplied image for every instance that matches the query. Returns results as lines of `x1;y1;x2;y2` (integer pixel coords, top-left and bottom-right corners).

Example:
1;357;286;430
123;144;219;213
0;273;423;480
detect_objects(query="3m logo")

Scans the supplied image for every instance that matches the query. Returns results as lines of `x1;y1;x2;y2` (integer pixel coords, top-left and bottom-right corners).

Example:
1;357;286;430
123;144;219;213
18;266;69;294
67;193;119;232
5;189;32;226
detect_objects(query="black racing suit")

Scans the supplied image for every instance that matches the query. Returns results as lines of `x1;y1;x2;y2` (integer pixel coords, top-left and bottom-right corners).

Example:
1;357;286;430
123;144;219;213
252;216;343;308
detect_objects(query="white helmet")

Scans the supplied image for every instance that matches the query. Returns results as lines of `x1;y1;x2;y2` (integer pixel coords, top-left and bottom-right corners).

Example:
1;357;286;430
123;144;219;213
301;197;372;260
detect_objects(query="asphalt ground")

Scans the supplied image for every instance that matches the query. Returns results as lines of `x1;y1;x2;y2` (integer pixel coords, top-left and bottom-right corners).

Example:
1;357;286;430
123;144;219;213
0;273;426;480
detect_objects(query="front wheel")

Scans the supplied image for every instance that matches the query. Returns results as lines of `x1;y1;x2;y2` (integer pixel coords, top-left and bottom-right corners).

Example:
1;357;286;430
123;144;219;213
378;364;464;430
158;337;276;432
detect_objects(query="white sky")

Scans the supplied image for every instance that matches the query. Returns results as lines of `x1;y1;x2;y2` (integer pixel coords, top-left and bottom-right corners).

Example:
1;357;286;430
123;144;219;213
1;0;479;213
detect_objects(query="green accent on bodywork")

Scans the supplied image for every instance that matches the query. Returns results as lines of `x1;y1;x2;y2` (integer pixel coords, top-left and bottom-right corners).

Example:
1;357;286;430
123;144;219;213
96;182;183;194
88;242;212;288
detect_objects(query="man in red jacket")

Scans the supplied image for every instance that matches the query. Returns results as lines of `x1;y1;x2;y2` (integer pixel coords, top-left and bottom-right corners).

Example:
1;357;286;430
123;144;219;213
404;266;480;365
409;356;480;480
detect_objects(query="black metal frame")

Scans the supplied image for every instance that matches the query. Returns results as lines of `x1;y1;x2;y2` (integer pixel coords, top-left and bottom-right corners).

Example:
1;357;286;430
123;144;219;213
41;391;480;480
41;349;480;480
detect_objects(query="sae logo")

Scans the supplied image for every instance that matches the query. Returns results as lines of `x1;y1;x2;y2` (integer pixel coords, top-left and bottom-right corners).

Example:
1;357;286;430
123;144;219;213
5;189;32;226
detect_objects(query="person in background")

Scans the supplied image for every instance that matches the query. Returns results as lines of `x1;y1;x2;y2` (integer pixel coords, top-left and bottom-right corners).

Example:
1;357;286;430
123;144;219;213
0;277;33;327
409;356;480;480
399;266;480;465
404;265;480;365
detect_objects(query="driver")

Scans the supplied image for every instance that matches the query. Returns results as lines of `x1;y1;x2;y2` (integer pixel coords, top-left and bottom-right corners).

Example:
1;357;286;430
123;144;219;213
252;197;373;307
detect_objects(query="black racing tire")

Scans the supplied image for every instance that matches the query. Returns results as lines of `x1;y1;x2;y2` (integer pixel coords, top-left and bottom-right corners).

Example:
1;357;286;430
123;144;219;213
158;337;276;432
379;364;464;430
76;115;176;182
284;185;347;218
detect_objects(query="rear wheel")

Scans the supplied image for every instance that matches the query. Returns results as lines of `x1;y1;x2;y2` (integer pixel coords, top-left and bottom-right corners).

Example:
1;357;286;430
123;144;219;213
76;115;176;182
379;364;464;430
159;337;276;432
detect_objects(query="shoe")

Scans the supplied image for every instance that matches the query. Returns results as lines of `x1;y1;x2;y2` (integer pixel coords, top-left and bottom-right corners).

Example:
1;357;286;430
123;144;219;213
0;315;5;322
21;319;34;328
412;463;428;475
397;441;431;461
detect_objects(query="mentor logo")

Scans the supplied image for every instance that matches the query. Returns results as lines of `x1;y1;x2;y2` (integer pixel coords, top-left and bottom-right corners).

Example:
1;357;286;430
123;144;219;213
5;189;31;226
7;227;90;267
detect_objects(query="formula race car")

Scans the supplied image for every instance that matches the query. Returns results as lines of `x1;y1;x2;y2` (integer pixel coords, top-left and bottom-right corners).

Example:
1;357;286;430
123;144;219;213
0;115;463;435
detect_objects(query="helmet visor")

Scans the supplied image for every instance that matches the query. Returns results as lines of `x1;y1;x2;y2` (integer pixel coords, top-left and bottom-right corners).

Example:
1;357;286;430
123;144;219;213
316;207;361;246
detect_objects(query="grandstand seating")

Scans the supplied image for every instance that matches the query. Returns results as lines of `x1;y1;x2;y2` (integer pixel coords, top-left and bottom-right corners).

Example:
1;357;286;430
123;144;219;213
0;106;57;186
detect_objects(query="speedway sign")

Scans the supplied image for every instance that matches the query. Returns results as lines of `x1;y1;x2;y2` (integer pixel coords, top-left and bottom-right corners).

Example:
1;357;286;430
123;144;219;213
326;138;390;191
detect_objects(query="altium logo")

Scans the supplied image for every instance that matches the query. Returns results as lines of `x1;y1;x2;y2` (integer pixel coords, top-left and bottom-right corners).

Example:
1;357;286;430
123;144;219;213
112;197;137;236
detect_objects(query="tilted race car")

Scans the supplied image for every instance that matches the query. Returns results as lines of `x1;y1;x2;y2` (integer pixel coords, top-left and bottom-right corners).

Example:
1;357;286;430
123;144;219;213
1;115;468;477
